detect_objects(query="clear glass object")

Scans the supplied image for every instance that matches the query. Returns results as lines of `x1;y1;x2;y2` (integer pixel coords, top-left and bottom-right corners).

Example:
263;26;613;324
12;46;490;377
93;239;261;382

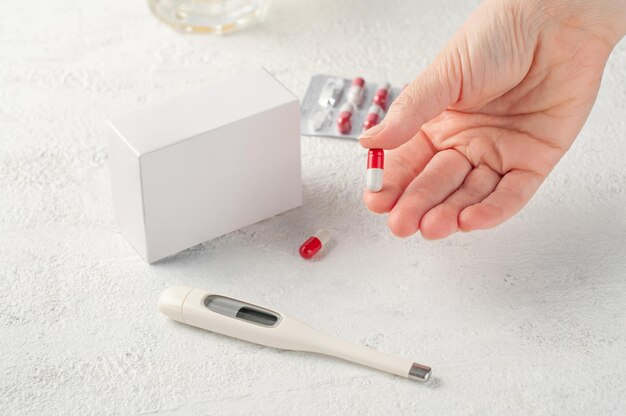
148;0;270;34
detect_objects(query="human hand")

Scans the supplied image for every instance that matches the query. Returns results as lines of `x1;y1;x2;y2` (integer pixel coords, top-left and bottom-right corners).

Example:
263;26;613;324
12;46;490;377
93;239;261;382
359;0;626;239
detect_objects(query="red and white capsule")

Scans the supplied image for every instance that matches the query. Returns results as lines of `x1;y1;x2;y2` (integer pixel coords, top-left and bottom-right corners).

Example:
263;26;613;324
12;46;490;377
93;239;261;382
299;229;331;259
363;104;385;130
336;102;355;134
346;77;365;107
372;82;390;110
366;148;384;192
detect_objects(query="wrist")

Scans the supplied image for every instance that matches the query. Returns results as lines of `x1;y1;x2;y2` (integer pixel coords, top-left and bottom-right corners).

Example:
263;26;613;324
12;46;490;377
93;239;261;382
526;0;626;47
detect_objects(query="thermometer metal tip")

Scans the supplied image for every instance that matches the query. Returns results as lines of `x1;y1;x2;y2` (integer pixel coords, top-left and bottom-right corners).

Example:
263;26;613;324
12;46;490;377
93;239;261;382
409;363;432;382
159;286;432;383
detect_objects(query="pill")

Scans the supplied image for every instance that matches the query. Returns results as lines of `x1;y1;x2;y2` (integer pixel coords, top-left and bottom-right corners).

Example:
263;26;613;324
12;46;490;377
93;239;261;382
372;82;390;110
336;102;355;134
366;148;384;192
346;77;365;107
299;229;331;259
363;104;385;131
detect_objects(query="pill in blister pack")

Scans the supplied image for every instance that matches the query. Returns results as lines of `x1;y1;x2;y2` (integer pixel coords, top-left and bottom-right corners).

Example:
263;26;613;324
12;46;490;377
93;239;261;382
346;77;365;108
300;74;404;140
363;104;384;130
336;102;355;134
372;82;390;110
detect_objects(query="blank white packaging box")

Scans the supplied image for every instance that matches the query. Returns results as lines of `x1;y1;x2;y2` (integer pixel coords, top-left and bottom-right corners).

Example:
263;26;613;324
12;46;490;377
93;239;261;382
108;69;302;263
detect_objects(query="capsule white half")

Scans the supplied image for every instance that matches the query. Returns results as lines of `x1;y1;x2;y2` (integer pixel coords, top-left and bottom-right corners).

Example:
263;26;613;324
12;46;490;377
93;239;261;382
366;168;384;192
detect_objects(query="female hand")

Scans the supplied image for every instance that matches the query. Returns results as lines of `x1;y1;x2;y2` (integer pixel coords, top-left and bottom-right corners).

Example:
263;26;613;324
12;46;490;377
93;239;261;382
360;0;626;239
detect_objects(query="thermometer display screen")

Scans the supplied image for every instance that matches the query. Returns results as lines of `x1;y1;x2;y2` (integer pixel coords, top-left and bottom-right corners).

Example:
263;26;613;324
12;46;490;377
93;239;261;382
236;307;278;326
204;295;281;327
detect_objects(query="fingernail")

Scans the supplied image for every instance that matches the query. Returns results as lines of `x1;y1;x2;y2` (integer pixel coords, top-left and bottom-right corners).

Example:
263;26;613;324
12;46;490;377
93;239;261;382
358;122;386;140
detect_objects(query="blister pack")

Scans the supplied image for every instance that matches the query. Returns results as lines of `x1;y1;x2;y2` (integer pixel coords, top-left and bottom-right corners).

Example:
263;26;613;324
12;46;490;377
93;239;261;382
300;74;404;140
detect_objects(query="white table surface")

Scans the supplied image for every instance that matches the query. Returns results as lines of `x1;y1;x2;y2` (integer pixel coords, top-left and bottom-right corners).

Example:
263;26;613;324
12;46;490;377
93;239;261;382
2;0;625;414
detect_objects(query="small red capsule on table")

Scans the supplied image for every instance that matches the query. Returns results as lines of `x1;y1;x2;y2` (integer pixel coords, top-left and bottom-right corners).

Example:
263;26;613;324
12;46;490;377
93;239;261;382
336;102;355;134
363;104;385;130
299;229;331;259
366;148;384;192
372;82;390;110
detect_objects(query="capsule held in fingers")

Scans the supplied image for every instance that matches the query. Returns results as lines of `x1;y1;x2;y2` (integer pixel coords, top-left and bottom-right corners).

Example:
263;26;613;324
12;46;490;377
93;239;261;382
366;148;384;192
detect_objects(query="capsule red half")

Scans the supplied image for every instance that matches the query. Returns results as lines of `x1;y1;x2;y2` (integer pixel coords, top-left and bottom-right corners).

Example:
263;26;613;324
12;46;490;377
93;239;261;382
367;148;384;169
299;230;331;259
366;149;384;192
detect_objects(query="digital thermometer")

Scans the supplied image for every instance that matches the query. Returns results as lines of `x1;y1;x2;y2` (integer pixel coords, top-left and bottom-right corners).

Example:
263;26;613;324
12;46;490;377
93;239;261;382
159;286;432;382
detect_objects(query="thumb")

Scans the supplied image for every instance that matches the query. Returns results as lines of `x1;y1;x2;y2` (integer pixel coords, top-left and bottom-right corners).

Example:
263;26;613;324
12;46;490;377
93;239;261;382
359;46;462;150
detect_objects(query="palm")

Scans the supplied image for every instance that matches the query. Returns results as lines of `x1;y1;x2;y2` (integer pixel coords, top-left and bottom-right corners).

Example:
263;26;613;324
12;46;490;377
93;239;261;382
362;7;615;239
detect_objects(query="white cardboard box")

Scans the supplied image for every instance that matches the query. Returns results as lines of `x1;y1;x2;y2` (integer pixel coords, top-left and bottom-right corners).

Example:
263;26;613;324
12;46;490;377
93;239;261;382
108;69;302;263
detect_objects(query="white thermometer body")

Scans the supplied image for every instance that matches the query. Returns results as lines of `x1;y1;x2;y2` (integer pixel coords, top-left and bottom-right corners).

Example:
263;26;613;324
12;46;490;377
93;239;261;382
159;286;431;382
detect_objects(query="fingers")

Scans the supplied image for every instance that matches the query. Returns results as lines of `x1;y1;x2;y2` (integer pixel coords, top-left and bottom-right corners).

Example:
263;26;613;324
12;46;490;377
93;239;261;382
387;149;472;237
420;165;502;239
459;170;545;231
359;46;462;150
363;131;436;214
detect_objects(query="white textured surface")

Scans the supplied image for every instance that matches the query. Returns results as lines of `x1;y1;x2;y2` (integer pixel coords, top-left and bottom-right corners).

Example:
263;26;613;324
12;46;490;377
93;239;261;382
1;0;625;414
